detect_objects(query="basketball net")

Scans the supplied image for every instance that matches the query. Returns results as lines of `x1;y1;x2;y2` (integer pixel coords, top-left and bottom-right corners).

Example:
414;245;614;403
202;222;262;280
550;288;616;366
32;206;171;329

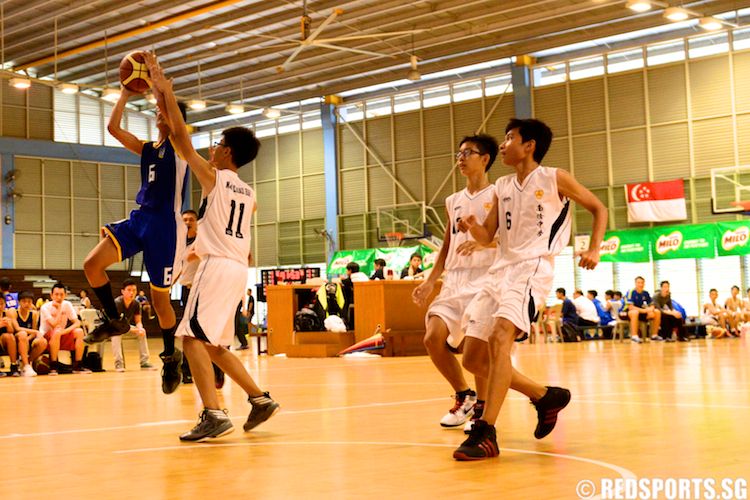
384;231;404;248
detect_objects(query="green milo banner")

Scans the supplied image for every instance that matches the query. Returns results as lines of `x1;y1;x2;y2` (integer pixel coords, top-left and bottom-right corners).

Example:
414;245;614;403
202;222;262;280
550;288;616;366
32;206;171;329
651;224;716;260
328;245;435;277
716;221;750;256
328;249;376;276
599;230;651;263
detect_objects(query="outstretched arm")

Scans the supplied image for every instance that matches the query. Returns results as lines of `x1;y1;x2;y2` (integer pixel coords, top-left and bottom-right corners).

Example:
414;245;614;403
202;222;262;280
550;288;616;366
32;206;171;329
557;169;607;270
144;53;216;193
107;88;144;155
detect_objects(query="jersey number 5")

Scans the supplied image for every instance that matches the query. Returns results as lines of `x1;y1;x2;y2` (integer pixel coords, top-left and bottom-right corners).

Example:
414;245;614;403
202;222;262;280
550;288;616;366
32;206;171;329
225;200;245;239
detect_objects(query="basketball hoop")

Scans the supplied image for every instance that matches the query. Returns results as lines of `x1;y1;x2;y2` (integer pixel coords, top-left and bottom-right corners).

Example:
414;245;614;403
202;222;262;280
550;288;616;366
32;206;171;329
384;231;404;248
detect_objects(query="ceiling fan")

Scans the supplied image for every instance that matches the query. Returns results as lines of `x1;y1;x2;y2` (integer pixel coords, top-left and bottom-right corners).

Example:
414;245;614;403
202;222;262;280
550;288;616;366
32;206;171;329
220;0;426;73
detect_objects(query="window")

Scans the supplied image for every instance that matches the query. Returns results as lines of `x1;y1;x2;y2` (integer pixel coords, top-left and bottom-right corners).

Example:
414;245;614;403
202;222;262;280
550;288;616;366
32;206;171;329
569;56;605;80
53;90;78;144
733;27;750;50
699;256;742;307
301;111;322;130
393;91;421;113
656;259;699;316
452;79;483;102
577;262;614;298
255;119;277;138
422;85;450;107
484;74;512;96
647;40;686;66
79;94;103;145
339;103;364;122
607;48;645;74
191;132;211;150
277;114;301;135
533;64;566;87
365;97;392;117
614;262;654;296
689;32;730;58
548;246;575;305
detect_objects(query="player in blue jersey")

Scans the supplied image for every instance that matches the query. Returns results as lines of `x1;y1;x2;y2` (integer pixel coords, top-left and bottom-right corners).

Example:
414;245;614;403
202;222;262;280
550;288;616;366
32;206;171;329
82;87;188;393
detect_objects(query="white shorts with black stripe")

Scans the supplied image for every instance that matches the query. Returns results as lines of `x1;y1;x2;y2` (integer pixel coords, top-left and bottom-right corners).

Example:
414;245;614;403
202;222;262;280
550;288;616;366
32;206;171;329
465;257;554;341
176;255;246;346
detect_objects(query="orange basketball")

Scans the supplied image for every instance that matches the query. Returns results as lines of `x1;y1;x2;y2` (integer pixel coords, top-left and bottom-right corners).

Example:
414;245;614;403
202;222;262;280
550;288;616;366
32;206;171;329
32;354;51;375
119;51;151;94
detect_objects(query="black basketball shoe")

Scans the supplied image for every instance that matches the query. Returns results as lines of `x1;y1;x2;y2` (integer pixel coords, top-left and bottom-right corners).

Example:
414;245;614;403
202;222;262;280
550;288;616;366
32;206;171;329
453;420;499;461
532;386;571;439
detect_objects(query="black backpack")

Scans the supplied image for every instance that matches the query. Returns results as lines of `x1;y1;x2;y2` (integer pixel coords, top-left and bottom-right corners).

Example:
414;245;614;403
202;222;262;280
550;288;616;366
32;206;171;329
83;350;105;372
294;307;323;332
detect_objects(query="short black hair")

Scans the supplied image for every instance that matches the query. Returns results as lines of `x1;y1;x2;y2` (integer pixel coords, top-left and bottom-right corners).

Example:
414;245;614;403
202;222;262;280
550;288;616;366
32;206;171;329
182;209;198;217
19;291;34;301
52;282;66;292
635;276;645;282
710;288;718;293
588;290;598;297
0;277;10;291
556;287;566;296
613;291;622;298
504;118;553;163
459;134;499;172
346;262;360;273
732;285;740;291
410;253;422;261
122;278;137;289
660;280;670;287
605;290;614;298
222;126;260;168
374;258;386;267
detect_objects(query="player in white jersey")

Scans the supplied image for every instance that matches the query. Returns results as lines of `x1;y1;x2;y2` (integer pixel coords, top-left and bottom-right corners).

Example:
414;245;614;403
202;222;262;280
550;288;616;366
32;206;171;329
147;54;279;442
413;134;499;430
452;118;608;461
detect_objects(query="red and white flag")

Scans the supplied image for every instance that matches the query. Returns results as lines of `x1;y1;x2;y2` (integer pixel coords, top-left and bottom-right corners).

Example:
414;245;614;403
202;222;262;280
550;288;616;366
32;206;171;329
625;180;687;223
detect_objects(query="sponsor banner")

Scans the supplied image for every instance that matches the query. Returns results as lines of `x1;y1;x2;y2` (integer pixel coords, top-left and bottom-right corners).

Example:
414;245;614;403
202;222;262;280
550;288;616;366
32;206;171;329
716;221;750;256
599;230;651;263
651;224;715;260
327;249;376;276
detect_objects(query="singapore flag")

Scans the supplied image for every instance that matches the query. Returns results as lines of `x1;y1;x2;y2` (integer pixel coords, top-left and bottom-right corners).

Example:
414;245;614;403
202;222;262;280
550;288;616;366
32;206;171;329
625;179;687;223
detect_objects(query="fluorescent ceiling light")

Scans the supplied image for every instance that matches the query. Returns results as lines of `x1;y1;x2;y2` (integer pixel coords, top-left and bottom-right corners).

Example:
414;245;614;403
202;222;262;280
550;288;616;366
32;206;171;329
699;16;723;30
626;0;652;13
187;99;207;110
226;103;245;114
663;7;690;21
9;77;31;89
101;87;121;102
263;107;281;118
57;83;79;94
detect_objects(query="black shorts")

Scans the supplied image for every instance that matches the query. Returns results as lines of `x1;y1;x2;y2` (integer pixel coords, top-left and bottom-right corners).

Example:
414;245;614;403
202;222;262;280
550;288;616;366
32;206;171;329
620;311;649;322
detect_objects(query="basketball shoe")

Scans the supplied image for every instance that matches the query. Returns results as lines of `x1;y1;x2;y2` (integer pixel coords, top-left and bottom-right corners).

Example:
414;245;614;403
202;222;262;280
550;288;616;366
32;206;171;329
440;389;476;428
532;386;571;439
463;400;484;434
179;409;234;442
160;348;183;394
84;311;130;344
453;420;499;461
244;392;280;431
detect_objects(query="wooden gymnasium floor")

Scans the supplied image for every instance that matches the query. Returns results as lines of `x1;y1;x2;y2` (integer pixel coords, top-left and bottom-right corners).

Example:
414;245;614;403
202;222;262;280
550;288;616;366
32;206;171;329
2;336;749;500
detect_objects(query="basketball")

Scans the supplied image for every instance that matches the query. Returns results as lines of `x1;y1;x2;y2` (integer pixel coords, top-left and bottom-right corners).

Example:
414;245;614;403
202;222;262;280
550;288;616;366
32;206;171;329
32;354;51;375
119;51;151;93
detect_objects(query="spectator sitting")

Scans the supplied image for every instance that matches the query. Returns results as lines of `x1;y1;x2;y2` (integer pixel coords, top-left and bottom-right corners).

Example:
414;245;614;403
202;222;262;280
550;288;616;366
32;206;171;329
723;285;743;336
39;282;90;374
621;276;661;343
572;290;601;338
79;289;92;310
588;290;615;327
135;290;155;320
7;291;48;376
604;290;624;320
0;295;20;376
0;276;18;310
701;288;731;339
340;262;368;328
400;253;424;279
556;288;579;325
111;279;155;372
653;280;689;342
370;258;386;280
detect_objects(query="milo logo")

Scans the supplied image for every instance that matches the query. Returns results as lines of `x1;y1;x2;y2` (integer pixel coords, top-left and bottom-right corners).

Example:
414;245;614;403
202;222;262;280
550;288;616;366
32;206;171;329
656;231;682;255
600;236;620;255
722;226;749;251
331;255;353;268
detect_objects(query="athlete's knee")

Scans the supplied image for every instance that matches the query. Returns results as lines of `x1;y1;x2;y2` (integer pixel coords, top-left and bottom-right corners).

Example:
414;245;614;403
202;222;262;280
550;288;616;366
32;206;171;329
423;327;447;351
461;351;483;375
0;333;13;344
16;331;28;341
73;328;84;339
